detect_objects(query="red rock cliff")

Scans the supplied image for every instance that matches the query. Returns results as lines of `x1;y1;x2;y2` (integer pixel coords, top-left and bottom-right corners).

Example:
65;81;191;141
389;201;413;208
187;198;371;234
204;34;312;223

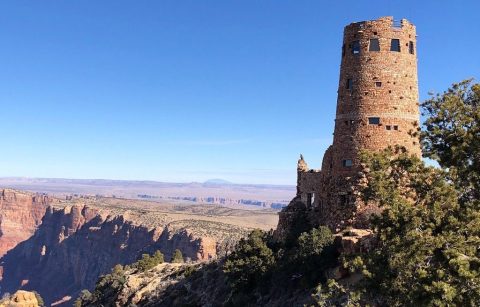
0;189;49;258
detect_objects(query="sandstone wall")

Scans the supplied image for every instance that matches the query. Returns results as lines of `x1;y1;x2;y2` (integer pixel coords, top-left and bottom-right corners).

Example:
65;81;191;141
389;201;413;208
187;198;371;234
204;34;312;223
0;290;40;307
0;189;49;258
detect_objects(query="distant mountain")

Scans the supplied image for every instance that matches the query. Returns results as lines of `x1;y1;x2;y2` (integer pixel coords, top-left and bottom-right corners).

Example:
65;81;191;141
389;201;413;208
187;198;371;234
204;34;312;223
203;179;233;185
0;177;295;210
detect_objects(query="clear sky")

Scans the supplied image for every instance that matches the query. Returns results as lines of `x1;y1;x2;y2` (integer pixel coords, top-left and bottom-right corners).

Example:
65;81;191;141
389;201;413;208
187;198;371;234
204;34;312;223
0;1;478;184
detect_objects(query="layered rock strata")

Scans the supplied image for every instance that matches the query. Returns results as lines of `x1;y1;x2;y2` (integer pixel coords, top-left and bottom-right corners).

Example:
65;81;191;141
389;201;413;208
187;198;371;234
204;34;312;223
0;189;50;258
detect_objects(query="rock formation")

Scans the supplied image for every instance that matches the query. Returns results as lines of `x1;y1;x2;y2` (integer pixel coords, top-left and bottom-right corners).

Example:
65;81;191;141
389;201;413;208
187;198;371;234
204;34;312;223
0;290;41;307
0;189;49;259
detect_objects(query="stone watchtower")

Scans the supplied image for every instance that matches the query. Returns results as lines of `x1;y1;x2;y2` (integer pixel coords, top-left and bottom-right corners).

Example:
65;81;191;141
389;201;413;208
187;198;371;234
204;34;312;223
276;17;421;238
325;16;421;178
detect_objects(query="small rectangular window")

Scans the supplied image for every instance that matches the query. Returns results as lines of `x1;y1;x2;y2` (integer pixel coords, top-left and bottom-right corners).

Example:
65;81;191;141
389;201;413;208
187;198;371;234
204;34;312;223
346;78;353;90
369;38;380;51
340;194;350;206
409;41;414;54
342;159;353;167
386;125;392;130
351;40;360;55
375;81;382;87
391;39;401;52
307;193;314;207
368;117;380;125
394;125;399;130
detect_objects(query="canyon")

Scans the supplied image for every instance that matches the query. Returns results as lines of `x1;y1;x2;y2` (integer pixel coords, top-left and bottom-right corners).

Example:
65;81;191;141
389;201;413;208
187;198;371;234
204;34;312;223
0;188;277;306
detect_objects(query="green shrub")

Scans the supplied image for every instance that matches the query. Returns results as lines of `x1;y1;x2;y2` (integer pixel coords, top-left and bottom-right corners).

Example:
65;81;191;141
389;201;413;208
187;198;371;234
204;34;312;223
297;226;333;259
135;250;165;271
223;229;275;292
171;249;184;263
74;289;92;307
32;291;45;307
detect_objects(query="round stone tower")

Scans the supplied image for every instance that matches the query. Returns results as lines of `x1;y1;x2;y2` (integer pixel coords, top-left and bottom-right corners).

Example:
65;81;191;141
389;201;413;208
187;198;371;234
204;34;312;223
275;17;423;240
326;16;421;177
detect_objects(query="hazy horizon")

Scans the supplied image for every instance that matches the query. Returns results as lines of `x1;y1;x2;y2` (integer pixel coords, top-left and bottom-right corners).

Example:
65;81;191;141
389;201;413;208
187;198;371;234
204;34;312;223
0;175;295;187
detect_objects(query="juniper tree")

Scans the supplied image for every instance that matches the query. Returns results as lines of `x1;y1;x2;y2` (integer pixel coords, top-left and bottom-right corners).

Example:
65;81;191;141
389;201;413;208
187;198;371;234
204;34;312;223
349;79;480;306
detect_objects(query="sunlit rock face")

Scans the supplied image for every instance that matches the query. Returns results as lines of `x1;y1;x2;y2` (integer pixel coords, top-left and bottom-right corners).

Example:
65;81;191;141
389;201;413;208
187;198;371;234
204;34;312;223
0;189;49;259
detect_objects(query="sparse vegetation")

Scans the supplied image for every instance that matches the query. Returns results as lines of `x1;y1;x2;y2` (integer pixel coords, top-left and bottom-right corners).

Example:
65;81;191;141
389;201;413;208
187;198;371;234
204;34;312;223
32;291;45;307
223;229;276;292
134;250;165;271
171;249;184;263
223;226;338;305
78;250;165;306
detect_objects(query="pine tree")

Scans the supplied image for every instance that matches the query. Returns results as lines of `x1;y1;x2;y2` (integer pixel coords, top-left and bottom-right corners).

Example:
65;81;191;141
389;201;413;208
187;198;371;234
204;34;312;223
171;249;184;263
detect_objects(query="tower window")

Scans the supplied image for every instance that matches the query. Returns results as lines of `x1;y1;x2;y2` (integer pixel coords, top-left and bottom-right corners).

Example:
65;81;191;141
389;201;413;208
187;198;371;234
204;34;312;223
340;194;350;206
368;117;380;125
391;39;401;52
409;41;415;54
393;125;399;130
342;159;353;167
386;125;392;130
375;81;382;87
369;38;380;51
346;78;353;90
351;40;360;55
307;193;314;207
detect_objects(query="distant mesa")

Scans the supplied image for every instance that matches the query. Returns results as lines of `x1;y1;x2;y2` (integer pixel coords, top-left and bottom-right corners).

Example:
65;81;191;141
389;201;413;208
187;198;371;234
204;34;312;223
203;179;233;185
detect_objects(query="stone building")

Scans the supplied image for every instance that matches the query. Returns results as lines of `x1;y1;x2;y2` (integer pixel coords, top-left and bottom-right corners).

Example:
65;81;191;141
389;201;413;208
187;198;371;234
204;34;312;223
276;17;421;239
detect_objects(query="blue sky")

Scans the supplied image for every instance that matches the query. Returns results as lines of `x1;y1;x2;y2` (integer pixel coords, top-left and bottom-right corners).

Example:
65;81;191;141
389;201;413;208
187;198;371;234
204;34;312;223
0;1;478;184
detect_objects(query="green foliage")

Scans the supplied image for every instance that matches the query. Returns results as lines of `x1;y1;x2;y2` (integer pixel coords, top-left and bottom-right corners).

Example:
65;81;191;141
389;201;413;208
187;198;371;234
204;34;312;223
223;226;338;305
351;80;480;307
311;279;361;307
289;226;338;286
181;265;197;277
223;229;276;292
135;250;165;271
76;264;127;306
32;291;45;307
74;290;92;307
297;226;334;259
171;249;184;263
284;206;312;248
95;265;127;299
421;79;480;201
